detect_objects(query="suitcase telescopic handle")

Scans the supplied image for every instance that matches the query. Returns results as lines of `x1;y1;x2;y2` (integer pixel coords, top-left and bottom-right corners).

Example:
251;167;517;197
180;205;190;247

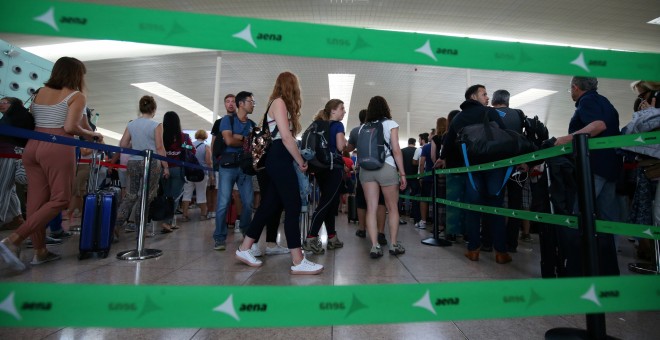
87;140;102;194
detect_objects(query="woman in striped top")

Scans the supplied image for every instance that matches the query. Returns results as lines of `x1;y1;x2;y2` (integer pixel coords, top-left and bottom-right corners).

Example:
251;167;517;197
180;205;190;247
0;57;102;270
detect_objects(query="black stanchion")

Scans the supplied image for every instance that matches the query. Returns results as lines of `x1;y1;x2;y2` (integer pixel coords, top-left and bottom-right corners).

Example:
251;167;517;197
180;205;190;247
422;172;452;247
545;134;613;340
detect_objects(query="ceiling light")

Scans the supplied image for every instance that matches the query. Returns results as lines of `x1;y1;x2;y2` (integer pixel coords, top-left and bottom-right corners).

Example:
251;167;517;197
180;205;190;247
648;17;660;25
23;40;208;62
131;82;213;122
509;88;557;107
328;74;356;128
95;127;123;141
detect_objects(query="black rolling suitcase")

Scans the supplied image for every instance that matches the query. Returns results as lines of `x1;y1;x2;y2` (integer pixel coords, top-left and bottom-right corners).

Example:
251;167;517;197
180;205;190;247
79;149;117;259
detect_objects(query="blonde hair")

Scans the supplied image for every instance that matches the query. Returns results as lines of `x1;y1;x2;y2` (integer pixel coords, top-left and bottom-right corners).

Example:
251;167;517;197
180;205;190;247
631;80;660;94
194;129;208;140
314;99;344;121
269;71;302;136
436;117;448;136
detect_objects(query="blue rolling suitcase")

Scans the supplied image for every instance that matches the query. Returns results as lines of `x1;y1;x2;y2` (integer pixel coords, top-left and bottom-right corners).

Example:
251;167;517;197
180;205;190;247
79;150;118;259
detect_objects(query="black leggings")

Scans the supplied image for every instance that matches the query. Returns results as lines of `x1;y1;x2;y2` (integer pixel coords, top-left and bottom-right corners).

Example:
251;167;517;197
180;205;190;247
245;141;302;249
308;167;343;237
256;170;282;243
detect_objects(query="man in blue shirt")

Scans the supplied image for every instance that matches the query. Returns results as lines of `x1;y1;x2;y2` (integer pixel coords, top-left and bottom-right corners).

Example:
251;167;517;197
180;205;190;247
554;76;621;276
213;91;256;250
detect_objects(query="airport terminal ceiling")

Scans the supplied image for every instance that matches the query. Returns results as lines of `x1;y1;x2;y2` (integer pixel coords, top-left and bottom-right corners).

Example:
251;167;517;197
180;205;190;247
1;0;659;145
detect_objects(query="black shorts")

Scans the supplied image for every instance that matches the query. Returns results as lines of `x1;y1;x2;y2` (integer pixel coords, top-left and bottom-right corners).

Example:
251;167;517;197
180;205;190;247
355;173;385;209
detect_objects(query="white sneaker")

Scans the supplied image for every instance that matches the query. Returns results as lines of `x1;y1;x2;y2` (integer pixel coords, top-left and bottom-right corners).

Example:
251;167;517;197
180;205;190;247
235;247;262;267
290;257;324;275
234;220;241;233
265;244;290;255
415;221;426;229
251;243;263;257
208;212;216;218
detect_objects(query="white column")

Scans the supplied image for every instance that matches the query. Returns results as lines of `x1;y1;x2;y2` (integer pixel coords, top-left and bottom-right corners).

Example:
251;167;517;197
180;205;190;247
212;52;223;123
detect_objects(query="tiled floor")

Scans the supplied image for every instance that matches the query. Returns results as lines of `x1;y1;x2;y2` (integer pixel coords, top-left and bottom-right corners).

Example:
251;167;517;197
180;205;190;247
1;209;658;339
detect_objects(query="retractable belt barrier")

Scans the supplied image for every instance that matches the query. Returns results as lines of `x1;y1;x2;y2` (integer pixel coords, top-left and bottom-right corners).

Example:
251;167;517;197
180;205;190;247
0;125;213;173
403;131;660;240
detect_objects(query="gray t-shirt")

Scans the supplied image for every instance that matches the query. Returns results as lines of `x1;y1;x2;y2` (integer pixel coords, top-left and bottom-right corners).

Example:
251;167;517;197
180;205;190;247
347;125;361;147
127;117;160;161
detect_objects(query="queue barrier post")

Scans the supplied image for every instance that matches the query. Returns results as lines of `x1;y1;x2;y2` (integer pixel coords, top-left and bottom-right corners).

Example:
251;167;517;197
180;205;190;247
545;134;614;340
422;170;452;247
116;149;163;261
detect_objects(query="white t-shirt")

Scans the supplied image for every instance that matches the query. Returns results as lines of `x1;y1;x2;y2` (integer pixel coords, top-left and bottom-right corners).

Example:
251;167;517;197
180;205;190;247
413;147;422;161
381;119;399;168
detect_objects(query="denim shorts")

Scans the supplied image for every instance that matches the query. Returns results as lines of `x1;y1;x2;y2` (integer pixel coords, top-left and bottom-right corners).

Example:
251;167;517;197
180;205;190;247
359;164;399;186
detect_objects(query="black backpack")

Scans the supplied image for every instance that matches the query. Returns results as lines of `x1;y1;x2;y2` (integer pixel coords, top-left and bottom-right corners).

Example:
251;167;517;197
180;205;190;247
523;115;549;147
301;120;341;171
0;102;35;147
357;119;390;170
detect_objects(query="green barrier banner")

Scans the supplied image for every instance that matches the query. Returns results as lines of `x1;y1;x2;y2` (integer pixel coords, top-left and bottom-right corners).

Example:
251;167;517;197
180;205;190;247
427;132;660;176
1;1;659;80
1;277;658;328
399;194;660;240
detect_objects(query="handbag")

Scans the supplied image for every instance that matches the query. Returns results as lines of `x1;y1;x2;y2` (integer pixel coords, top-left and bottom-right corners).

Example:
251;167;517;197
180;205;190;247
639;158;660;180
458;108;537;165
180;135;205;182
218;152;240;168
149;182;175;221
245;101;277;173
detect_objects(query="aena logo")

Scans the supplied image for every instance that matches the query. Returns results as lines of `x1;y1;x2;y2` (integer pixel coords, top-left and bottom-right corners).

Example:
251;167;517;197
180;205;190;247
435;48;458;55
60;17;87;25
256;33;282;41
239;303;267;312
21;302;52;310
320;302;345;310
435;297;460;306
599;290;619;298
588;60;607;67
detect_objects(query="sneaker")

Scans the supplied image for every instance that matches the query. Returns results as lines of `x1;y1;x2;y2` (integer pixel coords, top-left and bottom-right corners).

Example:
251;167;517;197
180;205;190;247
251;243;263;257
235;247;262;267
415;221;426;229
369;245;383;258
399;219;408;225
355;229;366;238
520;234;533;242
26;236;62;248
208;212;216;218
50;231;73;239
327;235;344;249
302;236;325;255
213;241;226;251
234;220;241;233
290;257;323;275
30;251;61;265
389;242;405;255
0;238;25;271
265;244;290;255
377;233;388;246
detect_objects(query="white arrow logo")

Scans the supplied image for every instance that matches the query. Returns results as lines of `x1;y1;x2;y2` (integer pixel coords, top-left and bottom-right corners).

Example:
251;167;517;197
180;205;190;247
634;136;645;144
213;294;239;321
581;284;601;307
0;292;21;320
413;290;436;315
232;24;257;48
643;228;653;237
571;52;590;72
415;40;437;61
34;7;59;32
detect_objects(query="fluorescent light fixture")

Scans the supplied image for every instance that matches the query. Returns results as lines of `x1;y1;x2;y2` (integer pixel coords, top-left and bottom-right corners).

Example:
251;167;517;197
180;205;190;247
131;82;213;122
648;17;660;25
509;88;557;107
95;127;123;141
23;40;208;62
328;74;356;128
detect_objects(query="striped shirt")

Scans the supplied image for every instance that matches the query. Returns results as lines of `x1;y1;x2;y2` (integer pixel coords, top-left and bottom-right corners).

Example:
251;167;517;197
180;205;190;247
31;91;83;128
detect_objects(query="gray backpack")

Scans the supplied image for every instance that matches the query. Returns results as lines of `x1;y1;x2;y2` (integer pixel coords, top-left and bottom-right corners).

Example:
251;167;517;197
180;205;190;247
356;119;390;170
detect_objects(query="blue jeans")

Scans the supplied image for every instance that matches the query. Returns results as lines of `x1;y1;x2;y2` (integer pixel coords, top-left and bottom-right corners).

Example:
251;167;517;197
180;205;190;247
161;167;185;225
213;165;253;243
464;168;507;251
445;173;466;235
294;161;310;209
